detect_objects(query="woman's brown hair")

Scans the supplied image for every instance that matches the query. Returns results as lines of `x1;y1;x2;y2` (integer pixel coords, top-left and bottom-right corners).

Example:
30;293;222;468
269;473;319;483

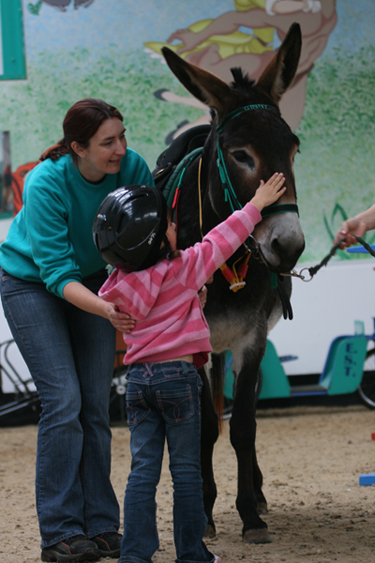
40;98;123;162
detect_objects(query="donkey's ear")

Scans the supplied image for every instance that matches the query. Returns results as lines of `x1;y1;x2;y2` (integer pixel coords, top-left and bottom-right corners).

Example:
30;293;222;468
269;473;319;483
161;47;232;115
257;23;302;104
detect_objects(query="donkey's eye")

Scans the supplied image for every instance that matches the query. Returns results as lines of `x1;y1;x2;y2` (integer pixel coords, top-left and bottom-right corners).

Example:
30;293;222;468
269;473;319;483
231;150;254;168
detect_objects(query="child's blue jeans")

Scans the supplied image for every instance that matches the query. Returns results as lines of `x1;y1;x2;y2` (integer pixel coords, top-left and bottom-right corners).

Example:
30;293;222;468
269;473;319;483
120;360;215;563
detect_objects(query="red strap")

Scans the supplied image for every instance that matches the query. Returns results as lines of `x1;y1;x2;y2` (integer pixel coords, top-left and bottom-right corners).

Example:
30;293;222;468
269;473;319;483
220;265;235;284
172;187;181;238
237;263;248;279
172;186;180;210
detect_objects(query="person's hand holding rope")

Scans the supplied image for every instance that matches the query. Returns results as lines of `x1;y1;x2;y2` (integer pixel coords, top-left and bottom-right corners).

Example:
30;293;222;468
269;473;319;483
334;218;368;249
334;202;375;249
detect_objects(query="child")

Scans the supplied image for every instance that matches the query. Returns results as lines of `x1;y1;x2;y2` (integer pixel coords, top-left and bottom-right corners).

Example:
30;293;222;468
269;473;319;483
94;173;285;563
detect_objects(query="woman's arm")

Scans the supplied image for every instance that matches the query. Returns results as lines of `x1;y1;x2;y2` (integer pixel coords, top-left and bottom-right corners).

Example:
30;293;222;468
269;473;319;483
63;281;135;333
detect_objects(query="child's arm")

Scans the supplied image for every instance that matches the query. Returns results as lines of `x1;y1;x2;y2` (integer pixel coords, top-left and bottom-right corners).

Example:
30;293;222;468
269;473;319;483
176;174;286;289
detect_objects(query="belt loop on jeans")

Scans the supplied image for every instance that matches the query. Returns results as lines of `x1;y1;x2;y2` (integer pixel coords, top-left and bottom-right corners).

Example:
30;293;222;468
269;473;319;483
145;363;153;377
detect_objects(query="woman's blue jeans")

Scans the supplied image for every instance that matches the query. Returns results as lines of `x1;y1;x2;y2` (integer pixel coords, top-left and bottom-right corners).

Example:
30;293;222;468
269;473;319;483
120;361;214;563
0;269;119;548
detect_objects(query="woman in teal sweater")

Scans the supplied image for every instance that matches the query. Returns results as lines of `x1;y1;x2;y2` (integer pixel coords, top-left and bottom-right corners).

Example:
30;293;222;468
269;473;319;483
0;99;154;562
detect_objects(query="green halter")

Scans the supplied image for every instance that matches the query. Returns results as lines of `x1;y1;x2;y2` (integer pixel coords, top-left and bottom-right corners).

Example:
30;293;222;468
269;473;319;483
215;104;299;218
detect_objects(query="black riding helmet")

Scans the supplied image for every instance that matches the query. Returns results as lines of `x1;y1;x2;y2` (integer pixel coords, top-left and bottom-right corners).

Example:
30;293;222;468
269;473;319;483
93;185;169;271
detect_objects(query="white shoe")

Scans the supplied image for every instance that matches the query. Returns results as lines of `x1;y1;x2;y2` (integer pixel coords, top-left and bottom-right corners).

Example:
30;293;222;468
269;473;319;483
214;556;222;563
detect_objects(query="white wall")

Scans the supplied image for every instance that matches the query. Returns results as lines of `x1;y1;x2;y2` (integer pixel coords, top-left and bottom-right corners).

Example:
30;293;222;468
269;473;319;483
270;258;375;376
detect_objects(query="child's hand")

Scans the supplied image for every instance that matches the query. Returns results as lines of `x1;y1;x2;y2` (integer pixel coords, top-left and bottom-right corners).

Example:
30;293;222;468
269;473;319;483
250;173;286;212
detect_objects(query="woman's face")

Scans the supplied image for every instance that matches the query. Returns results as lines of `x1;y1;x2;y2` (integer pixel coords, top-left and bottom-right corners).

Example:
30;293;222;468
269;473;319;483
75;118;127;182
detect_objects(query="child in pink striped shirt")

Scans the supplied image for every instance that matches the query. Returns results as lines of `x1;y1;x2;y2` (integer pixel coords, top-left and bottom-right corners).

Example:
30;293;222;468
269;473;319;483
95;173;285;563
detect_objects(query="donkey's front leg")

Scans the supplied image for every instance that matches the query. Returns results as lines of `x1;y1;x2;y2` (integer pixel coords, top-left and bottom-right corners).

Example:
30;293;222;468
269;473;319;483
253;444;268;515
230;353;271;544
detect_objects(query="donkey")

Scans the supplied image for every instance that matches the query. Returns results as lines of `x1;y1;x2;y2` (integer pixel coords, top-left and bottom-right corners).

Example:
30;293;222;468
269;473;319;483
158;23;305;544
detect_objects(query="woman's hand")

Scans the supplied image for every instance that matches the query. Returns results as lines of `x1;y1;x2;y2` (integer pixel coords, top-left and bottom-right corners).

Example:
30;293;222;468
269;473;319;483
198;285;208;308
333;218;367;248
198;275;214;309
62;281;135;332
106;303;136;333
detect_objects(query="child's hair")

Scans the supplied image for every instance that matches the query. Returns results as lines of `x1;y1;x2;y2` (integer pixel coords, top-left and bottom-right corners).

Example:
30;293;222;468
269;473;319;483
158;209;181;262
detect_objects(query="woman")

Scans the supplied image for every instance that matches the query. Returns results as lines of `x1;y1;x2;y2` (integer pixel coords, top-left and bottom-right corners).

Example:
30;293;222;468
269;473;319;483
0;98;153;562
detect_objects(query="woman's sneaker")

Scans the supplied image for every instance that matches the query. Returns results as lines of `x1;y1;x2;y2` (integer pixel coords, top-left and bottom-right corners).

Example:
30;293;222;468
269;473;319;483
41;535;100;562
91;532;122;558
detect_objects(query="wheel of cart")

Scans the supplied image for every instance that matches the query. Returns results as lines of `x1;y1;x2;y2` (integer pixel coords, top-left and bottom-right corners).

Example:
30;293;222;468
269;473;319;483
0;338;40;420
110;352;129;425
109;331;129;425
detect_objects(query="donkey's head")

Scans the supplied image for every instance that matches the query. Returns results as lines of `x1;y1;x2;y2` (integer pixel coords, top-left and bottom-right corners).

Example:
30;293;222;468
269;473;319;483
161;23;305;273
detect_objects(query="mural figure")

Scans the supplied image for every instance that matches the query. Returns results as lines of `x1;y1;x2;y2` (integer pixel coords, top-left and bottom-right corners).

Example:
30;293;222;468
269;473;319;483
145;0;337;141
11;162;39;217
28;0;94;15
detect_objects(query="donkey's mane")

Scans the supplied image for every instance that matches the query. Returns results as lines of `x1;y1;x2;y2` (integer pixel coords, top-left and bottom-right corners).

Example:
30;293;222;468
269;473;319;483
230;67;255;93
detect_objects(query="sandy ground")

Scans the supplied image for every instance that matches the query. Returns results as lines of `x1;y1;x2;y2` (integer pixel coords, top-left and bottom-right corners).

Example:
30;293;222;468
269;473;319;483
1;404;375;563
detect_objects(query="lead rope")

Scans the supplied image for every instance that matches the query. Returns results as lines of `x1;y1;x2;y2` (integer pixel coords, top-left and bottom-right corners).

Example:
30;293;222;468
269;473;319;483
296;236;375;282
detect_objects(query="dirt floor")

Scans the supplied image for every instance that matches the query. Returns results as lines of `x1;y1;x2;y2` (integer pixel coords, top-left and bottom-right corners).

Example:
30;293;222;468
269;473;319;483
1;404;375;563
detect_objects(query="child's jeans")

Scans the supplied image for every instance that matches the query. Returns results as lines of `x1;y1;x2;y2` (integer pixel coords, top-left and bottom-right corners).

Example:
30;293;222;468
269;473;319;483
119;360;215;563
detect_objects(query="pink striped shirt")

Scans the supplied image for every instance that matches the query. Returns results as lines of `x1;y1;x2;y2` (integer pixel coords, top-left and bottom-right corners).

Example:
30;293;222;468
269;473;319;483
99;202;261;367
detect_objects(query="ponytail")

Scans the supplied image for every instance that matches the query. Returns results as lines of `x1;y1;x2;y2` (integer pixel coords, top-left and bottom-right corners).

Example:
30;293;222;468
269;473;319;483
39;139;69;161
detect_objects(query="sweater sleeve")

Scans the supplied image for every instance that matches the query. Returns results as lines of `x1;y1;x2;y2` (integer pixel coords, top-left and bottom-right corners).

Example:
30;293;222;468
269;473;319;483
24;168;82;296
174;202;262;290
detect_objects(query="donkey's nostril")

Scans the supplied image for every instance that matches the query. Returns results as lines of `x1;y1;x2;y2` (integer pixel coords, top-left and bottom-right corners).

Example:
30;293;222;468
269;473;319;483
271;238;282;256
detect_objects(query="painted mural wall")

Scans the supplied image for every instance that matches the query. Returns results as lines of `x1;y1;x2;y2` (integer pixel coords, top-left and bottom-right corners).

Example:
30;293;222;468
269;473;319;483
0;0;374;263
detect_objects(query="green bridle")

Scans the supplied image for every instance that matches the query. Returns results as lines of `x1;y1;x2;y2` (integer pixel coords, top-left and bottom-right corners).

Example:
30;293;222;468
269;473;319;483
215;103;299;218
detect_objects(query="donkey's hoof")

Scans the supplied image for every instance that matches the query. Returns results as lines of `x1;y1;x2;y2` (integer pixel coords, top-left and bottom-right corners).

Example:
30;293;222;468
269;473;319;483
243;528;271;544
257;501;268;515
204;523;216;538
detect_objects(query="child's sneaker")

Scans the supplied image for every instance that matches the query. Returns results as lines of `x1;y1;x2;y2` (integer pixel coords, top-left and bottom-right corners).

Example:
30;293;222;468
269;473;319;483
214;556;222;563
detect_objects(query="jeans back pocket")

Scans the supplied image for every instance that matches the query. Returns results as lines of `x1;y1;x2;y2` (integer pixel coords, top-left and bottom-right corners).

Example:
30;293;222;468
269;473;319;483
156;384;194;424
126;389;151;427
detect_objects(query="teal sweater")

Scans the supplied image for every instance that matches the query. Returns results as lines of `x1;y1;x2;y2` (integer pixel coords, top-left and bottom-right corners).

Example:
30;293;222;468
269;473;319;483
0;149;154;298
